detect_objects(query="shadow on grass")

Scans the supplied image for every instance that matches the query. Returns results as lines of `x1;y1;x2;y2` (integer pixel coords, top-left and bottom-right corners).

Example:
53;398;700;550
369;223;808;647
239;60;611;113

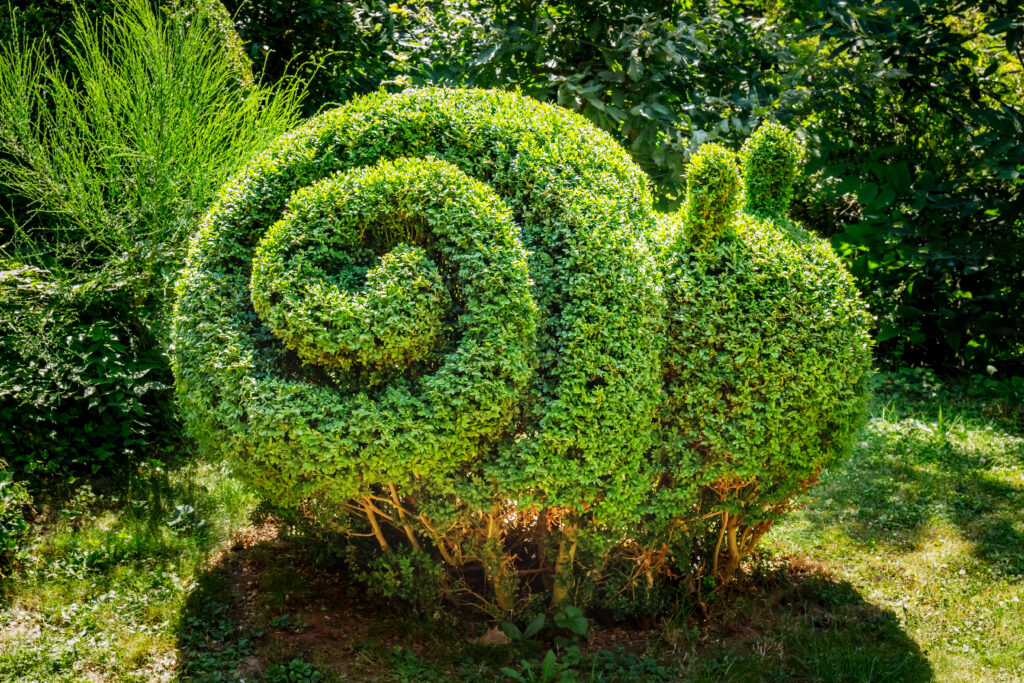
175;531;933;682
684;558;933;682
799;417;1024;577
175;527;460;682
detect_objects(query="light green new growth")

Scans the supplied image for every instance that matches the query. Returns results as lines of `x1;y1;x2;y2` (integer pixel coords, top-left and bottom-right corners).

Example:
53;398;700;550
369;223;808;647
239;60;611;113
740;121;807;217
683;143;742;245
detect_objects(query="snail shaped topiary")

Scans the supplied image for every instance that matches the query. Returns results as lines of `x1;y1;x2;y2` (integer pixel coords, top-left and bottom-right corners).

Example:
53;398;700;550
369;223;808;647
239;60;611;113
172;88;871;613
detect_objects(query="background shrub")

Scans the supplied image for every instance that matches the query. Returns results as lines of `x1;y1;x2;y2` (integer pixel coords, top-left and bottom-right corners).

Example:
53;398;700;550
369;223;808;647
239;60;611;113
173;87;871;614
0;268;175;474
0;0;305;477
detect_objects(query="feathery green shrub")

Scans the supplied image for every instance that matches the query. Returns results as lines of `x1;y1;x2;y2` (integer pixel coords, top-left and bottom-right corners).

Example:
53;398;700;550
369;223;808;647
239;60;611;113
172;88;871;614
0;0;304;476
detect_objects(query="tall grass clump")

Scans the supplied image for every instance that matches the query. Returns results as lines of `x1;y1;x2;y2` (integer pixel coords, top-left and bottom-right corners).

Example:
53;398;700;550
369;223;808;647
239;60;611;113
0;0;305;476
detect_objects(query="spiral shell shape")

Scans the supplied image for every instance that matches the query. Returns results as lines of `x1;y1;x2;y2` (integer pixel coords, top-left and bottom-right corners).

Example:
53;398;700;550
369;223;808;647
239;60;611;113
171;88;664;507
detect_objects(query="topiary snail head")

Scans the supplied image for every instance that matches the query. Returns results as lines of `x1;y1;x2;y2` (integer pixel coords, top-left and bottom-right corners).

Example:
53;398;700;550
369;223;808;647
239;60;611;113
172;88;871;614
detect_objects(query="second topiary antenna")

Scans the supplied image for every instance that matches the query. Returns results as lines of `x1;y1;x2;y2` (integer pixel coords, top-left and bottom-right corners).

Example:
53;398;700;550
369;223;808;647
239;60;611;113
739;121;806;218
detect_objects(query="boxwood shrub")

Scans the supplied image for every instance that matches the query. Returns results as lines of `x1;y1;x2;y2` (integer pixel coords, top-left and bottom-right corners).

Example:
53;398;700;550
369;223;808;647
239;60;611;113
172;88;871;614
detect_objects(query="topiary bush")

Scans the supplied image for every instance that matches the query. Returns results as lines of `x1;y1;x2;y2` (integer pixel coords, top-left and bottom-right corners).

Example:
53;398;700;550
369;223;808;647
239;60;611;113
655;126;871;586
172;88;871;614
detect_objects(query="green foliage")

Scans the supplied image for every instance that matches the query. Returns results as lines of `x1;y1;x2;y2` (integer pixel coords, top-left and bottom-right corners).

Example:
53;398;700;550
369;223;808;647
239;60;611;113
0;458;258;681
250;158;527;379
657;207;872;561
682;143;742;245
0;461;31;574
0;1;249;86
173;87;871;613
788;0;1024;374
351;547;447;613
501;646;673;683
5;375;1021;679
661;132;871;526
502;613;547;645
173;87;660;511
0;1;118;54
265;657;325;683
595;567;678;623
501;650;565;683
0;268;177;474
0;0;302;280
739;121;805;218
0;0;305;477
163;0;255;91
552;605;588;638
223;0;1024;372
269;613;310;633
221;0;377;112
223;0;779;202
178;594;260;680
767;370;1024;677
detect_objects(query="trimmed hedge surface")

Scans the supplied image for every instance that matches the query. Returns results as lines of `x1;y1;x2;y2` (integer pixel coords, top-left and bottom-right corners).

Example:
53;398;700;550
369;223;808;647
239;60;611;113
172;87;871;613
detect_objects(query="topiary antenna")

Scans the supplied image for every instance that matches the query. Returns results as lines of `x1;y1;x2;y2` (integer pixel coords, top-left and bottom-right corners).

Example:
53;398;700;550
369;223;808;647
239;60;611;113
683;143;742;246
739;121;806;218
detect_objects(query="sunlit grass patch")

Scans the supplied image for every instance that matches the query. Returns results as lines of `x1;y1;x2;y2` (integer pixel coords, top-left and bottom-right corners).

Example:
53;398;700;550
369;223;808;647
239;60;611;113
769;373;1024;681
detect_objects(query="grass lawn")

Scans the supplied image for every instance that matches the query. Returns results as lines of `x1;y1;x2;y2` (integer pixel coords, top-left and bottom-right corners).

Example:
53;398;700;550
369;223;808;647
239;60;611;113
1;371;1021;682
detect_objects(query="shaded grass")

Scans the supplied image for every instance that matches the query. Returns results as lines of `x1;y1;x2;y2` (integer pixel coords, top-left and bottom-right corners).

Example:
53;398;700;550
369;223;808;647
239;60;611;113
0;370;1021;681
0;459;257;682
171;534;931;682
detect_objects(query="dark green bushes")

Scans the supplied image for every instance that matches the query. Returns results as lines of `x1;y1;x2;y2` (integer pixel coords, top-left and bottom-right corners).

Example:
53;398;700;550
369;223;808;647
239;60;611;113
0;0;304;476
220;0;373;111
172;88;871;614
0;460;31;575
0;268;176;474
